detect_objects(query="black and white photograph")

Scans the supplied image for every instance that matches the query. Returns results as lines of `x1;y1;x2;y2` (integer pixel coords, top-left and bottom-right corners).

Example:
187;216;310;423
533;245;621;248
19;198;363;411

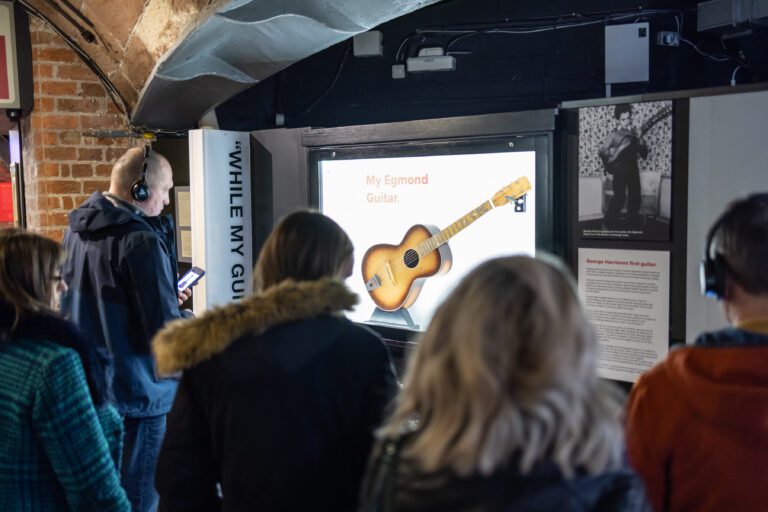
578;100;673;241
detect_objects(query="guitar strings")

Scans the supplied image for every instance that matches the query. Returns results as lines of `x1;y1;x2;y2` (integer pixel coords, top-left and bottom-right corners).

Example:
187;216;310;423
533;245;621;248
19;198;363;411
365;186;527;292
367;200;495;281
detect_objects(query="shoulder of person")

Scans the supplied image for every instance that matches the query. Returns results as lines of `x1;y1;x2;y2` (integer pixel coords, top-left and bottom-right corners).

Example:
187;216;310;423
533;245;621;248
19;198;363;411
692;326;743;347
328;315;388;348
588;465;650;512
16;342;85;394
119;228;166;256
15;338;78;368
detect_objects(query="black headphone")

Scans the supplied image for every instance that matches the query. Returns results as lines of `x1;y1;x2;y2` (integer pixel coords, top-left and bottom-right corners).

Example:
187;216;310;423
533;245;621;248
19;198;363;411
700;213;729;300
130;145;151;202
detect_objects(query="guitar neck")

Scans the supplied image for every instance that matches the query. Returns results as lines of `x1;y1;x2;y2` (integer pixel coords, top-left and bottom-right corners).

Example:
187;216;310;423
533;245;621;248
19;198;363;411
417;200;494;256
640;107;672;137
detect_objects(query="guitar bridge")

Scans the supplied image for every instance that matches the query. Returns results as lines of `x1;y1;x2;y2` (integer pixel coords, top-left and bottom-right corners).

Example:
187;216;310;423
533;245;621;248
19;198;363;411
365;274;382;291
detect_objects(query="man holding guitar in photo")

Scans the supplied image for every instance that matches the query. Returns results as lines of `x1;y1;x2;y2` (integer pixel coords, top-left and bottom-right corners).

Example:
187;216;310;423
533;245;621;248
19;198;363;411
599;104;648;230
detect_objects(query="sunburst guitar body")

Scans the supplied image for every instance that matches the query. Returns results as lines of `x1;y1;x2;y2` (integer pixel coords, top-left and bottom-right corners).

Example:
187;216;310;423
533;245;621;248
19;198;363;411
361;224;452;311
361;177;531;312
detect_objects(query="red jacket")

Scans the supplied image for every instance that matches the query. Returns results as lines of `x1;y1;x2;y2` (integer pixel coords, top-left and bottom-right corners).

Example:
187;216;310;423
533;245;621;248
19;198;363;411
625;327;768;512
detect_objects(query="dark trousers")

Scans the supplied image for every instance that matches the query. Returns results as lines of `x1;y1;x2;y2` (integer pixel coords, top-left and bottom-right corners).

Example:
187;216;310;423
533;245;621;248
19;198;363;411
606;168;641;228
122;415;167;512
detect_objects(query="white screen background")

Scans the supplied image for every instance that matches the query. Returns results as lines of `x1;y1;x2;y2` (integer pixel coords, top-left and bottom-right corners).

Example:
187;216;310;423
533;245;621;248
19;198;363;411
320;151;537;329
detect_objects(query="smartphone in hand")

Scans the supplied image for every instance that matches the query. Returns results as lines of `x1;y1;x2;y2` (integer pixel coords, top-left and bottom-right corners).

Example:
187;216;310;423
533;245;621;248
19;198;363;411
178;266;205;293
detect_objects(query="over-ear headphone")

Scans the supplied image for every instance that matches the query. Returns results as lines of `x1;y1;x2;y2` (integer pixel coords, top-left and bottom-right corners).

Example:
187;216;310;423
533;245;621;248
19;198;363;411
700;213;728;299
130;145;151;202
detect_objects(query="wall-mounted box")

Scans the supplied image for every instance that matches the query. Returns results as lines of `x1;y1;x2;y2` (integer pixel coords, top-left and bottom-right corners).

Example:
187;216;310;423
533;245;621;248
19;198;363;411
605;22;649;84
353;31;383;57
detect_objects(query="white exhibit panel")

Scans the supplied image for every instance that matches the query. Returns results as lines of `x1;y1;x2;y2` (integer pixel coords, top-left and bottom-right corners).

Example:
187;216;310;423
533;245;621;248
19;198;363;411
578;248;670;383
189;129;253;312
686;90;768;340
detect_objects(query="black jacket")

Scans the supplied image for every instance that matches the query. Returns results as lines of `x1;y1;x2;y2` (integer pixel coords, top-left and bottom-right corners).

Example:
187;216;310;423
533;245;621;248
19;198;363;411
153;279;399;512
360;437;649;512
61;191;184;417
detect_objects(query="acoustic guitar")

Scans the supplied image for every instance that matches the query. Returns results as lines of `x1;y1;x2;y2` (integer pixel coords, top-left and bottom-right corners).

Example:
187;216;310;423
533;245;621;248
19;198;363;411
600;105;672;175
361;177;532;312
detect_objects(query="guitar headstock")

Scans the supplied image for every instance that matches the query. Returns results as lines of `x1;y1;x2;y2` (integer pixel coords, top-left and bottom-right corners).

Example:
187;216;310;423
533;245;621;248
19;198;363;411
492;176;532;207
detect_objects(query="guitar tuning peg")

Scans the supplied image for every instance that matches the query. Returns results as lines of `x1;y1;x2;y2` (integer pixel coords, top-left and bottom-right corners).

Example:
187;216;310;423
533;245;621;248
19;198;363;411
507;194;527;213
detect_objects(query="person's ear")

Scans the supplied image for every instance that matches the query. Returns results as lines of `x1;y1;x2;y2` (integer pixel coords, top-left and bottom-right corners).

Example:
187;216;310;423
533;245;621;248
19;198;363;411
722;274;734;302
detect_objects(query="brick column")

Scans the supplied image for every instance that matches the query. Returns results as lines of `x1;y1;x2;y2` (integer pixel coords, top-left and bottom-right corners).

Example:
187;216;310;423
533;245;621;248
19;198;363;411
22;18;133;241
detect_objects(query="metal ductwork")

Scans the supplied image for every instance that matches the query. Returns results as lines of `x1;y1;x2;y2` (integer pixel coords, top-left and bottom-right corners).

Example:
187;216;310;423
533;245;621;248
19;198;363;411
697;0;768;34
132;0;442;130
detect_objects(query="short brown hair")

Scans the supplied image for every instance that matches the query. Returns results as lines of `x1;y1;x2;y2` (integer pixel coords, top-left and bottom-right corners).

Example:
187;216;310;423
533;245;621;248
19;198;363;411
713;192;768;295
253;211;353;292
0;228;63;327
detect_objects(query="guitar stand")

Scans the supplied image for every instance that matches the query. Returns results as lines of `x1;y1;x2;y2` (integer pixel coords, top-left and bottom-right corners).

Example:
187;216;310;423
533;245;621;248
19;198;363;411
369;307;419;330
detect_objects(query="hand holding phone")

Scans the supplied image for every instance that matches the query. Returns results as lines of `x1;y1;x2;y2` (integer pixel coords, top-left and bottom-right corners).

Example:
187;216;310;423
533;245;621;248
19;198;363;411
178;266;205;293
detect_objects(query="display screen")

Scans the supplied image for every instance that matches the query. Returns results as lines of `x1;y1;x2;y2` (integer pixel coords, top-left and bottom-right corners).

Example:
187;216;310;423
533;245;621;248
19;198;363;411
177;267;205;292
317;145;538;331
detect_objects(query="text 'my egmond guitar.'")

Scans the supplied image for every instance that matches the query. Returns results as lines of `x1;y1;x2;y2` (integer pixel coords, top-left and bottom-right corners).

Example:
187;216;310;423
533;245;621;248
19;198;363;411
361;177;532;312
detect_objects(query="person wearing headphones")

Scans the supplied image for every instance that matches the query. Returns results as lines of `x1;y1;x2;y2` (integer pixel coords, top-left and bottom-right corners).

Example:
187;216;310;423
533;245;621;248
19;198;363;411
625;193;768;512
61;146;191;512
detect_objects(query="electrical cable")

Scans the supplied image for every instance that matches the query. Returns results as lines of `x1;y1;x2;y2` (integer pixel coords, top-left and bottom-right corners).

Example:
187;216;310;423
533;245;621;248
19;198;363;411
290;40;352;122
393;8;686;61
18;1;187;138
49;0;114;51
55;0;97;29
395;36;410;63
42;0;95;43
730;65;743;85
17;0;130;119
679;37;731;62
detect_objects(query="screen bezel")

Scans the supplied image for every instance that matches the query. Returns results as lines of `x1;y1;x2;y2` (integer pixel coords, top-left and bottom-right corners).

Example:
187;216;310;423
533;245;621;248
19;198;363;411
309;134;553;348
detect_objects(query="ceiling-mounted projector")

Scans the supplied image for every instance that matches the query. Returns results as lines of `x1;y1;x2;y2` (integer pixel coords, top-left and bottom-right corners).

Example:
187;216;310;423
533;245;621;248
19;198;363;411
407;47;456;73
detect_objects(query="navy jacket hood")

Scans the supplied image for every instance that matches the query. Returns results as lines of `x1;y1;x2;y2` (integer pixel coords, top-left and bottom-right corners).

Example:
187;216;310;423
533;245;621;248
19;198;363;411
69;192;147;234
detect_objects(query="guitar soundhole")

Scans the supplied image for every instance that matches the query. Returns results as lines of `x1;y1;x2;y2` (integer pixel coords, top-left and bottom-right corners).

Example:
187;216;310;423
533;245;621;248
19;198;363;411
403;249;419;269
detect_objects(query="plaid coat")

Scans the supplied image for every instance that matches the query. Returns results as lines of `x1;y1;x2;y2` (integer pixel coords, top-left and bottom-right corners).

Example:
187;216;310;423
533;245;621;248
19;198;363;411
0;335;130;511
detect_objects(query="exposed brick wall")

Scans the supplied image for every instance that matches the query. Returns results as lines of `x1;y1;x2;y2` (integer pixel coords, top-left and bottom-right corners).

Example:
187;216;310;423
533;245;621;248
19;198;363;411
22;18;133;241
25;0;228;115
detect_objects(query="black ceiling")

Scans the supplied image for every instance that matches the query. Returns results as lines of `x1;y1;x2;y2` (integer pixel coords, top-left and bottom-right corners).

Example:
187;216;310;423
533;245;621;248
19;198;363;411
216;0;768;131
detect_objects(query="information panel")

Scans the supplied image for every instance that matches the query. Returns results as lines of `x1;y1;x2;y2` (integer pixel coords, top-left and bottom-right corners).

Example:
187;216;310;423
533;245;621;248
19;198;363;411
578;248;669;382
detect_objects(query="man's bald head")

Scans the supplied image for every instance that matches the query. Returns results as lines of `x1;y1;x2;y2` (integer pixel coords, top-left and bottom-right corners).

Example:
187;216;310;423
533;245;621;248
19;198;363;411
109;146;174;216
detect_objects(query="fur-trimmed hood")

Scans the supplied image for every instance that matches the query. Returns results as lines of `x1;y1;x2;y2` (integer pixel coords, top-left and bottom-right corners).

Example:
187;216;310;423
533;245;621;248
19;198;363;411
152;278;358;376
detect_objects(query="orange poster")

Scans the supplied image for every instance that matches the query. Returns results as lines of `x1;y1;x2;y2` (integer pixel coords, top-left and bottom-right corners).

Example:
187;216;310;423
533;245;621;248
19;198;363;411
0;182;14;223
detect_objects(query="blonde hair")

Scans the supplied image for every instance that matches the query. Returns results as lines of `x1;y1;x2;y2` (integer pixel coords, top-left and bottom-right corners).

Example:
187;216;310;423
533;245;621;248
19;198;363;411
381;255;624;478
0;228;63;328
253;210;353;292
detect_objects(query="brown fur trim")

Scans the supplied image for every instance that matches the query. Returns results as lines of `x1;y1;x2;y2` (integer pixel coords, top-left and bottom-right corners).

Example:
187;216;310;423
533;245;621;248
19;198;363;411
152;278;358;376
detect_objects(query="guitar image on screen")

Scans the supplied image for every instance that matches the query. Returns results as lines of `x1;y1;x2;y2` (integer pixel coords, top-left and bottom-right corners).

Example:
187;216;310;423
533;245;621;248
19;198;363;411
361;177;531;312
